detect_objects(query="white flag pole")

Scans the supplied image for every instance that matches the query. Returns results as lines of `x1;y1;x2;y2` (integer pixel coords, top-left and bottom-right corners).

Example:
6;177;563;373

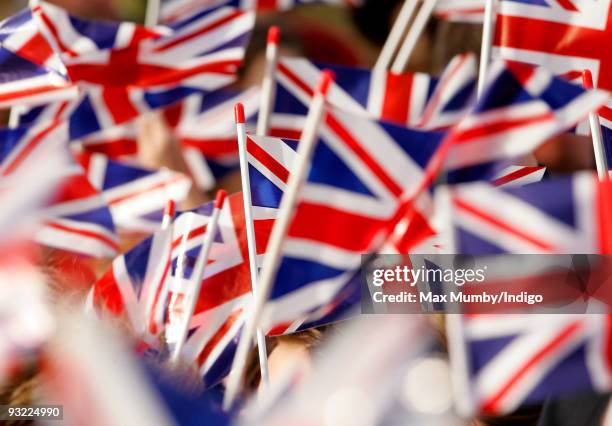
390;0;437;74
144;0;161;28
223;71;334;411
582;70;609;181
235;102;270;386
170;190;227;364
374;0;419;72
477;0;496;97
256;26;280;136
8;107;22;129
145;199;175;337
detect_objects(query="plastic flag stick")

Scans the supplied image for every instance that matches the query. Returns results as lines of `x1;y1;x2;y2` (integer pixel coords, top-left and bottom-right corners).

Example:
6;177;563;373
223;71;335;411
256;26;280;136
170;191;227;364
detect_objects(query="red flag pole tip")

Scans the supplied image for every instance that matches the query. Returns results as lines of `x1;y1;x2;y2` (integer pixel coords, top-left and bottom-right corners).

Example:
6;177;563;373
234;103;245;124
267;26;280;45
164;199;175;218
582;69;594;89
215;190;227;209
317;70;335;96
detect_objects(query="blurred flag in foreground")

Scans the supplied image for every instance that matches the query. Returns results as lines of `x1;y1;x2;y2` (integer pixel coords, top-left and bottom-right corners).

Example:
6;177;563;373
448;314;612;416
436;172;612;254
77;152;191;233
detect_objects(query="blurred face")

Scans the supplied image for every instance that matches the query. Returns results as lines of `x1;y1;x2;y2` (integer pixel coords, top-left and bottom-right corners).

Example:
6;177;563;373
258;339;312;394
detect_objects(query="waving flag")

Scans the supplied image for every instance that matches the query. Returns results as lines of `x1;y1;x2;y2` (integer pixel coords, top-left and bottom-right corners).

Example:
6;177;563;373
91;223;174;344
0;8;62;73
94;193;251;386
0;121;118;257
449;314;612;416
164;194;251;387
19;1;254;140
432;60;609;176
246;133;363;334
273;57;435;134
494;0;612;91
257;108;446;330
173;87;260;190
436;172;612;254
77;152;191;233
0;46;76;109
272;54;476;139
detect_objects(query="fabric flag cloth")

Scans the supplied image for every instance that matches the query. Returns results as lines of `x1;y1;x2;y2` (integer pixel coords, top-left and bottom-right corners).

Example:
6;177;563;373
90;220;174;345
436;172;612;254
93;193;251;387
0;121;119;257
21;87;260;192
448;314;612;416
9;1;254;140
423;60;610;179
0;7;64;73
272;54;476;136
76;152;192;233
493;0;612;91
253;108;446;331
164;193;251;387
161;0;362;24
388;59;608;253
170;87;260;190
246;134;362;334
42;314;230;426
0;46;76;109
491;165;546;188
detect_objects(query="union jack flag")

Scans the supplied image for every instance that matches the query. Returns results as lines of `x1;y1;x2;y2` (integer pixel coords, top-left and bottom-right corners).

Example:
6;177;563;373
0;8;63;73
272;55;476;135
94;193;256;386
494;0;612;91
433;60;609;176
256;108;446;330
172;87;260;190
90;222;173;344
29;86;260;191
436;172;612;254
77;152;191;233
13;1;254;139
0;121;118;257
0;46;76;109
245;133;363;334
383;60;605;253
161;0;362;24
448;314;612;415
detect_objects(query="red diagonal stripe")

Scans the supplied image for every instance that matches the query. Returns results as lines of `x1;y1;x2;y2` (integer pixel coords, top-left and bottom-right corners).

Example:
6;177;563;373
246;137;290;184
454;196;558;251
492;166;544;187
325;113;403;197
153;10;244;53
481;320;583;414
45;220;119;252
2;121;61;176
277;61;315;98
452;112;553;144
